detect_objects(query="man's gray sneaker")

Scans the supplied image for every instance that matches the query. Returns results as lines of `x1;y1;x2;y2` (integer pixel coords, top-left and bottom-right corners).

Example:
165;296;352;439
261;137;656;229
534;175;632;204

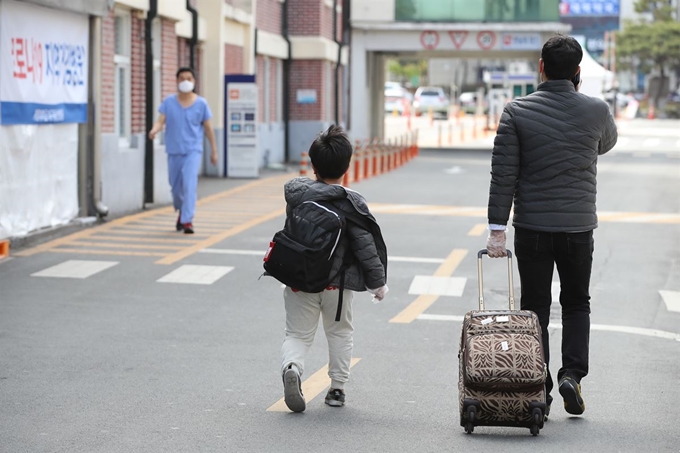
324;388;345;407
283;365;305;413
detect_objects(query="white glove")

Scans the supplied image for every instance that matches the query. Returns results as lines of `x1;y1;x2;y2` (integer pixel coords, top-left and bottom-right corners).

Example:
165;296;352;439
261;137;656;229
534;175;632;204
367;285;389;302
486;230;507;258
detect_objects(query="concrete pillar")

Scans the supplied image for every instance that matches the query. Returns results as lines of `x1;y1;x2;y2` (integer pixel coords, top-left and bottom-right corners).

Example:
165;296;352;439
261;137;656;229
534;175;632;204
196;0;225;176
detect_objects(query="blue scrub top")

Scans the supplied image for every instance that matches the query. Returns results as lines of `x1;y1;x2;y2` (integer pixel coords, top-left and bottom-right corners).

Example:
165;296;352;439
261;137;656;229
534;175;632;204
159;94;213;155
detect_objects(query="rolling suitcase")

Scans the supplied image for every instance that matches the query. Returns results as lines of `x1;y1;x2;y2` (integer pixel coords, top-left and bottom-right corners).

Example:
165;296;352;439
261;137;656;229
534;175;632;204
458;249;547;436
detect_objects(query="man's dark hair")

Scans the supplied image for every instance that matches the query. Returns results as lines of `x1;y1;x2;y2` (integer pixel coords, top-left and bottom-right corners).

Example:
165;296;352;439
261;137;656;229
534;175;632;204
176;67;195;79
541;35;583;81
308;125;353;180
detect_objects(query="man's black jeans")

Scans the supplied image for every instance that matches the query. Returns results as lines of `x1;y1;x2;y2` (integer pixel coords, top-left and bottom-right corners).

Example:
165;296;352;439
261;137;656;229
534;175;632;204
513;226;594;399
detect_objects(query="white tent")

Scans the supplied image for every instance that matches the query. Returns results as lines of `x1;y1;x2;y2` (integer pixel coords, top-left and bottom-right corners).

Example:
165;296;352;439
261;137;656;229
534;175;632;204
574;36;614;99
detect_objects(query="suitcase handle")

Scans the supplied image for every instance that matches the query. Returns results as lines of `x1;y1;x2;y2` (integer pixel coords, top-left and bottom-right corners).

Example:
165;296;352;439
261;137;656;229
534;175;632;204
477;249;515;311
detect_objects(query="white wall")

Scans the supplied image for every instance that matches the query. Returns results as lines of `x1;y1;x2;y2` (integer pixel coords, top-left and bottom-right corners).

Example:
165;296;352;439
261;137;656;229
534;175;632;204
0;125;79;238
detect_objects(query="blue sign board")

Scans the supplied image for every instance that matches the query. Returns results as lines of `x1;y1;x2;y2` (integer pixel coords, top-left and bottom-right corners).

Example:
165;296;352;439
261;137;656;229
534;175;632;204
559;0;619;16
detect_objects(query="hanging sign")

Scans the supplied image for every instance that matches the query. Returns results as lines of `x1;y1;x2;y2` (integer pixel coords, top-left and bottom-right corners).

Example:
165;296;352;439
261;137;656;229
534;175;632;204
0;0;88;125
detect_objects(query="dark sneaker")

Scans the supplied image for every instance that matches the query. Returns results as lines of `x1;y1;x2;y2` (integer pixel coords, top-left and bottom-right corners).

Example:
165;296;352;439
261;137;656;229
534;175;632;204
283;366;305;413
559;376;585;415
324;388;346;407
182;223;194;234
545;394;553;421
176;213;182;231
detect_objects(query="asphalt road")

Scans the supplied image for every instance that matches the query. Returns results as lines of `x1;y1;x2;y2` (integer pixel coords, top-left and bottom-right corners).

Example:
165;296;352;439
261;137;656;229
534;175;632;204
1;132;679;452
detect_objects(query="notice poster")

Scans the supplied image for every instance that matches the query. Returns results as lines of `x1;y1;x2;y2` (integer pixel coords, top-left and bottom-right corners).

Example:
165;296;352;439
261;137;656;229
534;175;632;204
224;75;258;178
0;0;89;125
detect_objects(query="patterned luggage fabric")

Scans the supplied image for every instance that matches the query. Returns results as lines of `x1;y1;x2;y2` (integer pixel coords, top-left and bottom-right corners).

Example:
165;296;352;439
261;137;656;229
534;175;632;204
458;250;547;436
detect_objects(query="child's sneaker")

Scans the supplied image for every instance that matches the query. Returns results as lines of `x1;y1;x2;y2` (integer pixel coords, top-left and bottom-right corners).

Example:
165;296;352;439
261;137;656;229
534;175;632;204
283;365;305;413
324;388;346;407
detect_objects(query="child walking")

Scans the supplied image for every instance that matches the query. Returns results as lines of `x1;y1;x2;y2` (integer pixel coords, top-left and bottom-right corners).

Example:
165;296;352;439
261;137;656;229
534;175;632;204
279;125;388;412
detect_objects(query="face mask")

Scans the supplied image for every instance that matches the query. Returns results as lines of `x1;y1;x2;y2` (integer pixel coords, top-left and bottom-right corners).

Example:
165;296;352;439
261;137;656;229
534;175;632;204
178;80;194;93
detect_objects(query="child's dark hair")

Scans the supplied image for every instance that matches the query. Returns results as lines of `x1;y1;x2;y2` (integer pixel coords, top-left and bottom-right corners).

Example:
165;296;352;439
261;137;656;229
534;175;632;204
308;125;353;180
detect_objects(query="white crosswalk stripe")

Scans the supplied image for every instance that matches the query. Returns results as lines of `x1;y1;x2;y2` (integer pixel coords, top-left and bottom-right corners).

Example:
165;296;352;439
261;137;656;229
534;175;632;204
157;265;234;285
408;276;467;297
416;314;680;341
31;260;119;279
659;290;680;313
642;138;661;148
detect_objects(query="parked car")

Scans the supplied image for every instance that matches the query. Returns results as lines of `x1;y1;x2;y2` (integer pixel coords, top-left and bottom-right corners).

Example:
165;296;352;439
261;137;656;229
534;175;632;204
384;88;408;114
458;91;489;114
413;86;449;118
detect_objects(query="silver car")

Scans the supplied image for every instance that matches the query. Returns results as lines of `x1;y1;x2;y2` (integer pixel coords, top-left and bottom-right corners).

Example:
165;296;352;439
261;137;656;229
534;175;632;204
413;86;449;118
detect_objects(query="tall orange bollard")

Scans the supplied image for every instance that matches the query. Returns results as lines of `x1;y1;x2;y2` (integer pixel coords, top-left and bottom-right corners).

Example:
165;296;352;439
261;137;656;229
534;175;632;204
299;152;309;176
372;141;379;176
387;139;393;172
353;148;362;183
363;143;371;179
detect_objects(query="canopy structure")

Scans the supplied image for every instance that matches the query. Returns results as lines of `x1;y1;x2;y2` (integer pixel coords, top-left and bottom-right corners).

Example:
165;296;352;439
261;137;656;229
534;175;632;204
574;36;614;99
19;0;111;16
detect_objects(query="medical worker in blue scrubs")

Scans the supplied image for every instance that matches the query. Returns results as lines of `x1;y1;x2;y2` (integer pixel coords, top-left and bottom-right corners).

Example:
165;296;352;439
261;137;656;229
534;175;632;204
149;67;217;234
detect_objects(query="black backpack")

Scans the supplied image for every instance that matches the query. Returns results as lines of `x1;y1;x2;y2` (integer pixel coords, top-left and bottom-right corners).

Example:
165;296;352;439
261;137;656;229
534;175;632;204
263;200;351;321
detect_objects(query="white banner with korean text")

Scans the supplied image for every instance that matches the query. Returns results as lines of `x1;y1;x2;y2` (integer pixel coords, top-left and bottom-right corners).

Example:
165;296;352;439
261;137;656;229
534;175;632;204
0;0;89;125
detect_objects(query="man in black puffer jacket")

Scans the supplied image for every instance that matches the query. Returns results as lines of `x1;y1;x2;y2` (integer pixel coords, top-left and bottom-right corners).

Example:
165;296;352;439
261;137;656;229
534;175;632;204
485;35;617;417
279;125;388;413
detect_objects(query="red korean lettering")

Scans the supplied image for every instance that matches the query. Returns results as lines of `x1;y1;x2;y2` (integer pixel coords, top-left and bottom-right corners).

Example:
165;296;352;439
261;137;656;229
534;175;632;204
32;41;43;84
11;37;27;79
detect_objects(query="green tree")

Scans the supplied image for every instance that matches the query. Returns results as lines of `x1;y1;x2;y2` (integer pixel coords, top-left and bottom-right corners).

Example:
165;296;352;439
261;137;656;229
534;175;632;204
386;59;428;86
616;0;680;109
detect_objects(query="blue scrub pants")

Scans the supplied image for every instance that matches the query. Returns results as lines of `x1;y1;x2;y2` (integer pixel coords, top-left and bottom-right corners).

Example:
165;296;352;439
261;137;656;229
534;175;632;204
167;153;203;224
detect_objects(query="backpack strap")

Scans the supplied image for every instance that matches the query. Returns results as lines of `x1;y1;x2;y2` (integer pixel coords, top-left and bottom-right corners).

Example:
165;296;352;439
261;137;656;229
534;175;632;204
335;271;345;322
334;245;355;322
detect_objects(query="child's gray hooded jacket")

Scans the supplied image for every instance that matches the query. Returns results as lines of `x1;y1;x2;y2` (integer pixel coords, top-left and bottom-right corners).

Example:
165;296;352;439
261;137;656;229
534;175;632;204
284;177;387;292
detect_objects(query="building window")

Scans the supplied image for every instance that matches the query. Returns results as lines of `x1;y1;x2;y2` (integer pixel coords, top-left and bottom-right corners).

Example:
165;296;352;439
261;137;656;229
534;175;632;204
114;10;131;143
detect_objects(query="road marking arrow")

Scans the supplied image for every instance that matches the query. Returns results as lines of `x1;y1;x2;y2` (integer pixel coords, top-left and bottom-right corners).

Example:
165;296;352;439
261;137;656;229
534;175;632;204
659;290;680;313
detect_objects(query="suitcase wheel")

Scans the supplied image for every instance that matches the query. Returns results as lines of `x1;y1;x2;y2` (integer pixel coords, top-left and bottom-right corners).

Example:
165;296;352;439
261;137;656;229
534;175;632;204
530;408;542;436
464;406;477;434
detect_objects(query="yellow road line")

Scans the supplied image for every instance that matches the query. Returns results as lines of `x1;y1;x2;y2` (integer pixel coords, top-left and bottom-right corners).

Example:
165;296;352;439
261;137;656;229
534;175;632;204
89;235;199;244
390;249;468;324
106;217;237;228
94;230;210;239
48;249;166;257
15;208;175;256
111;226;215;237
15;174;291;257
468;224;487;236
368;204;680;224
69;241;185;251
115;223;228;233
267;358;361;412
155;208;286;265
194;174;292;206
